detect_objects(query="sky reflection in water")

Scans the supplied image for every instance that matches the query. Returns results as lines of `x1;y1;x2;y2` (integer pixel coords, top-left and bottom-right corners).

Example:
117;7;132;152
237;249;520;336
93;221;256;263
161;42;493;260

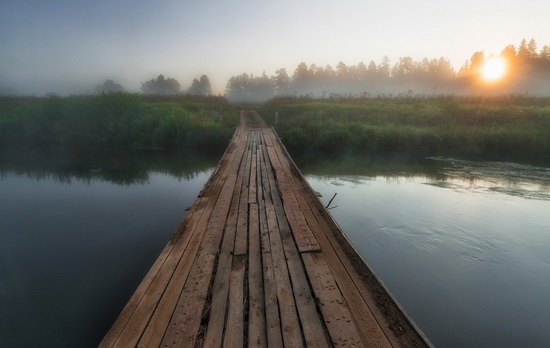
0;165;214;347
305;158;550;348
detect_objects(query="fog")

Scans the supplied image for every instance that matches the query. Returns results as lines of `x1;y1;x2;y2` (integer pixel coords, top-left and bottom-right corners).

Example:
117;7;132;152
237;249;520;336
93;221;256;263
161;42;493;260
3;0;550;100
2;38;550;101
0;73;219;97
223;45;550;103
3;56;549;102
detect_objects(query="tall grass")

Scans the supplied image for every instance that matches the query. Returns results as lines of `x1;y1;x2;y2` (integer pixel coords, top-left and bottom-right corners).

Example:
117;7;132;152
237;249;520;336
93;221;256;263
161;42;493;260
0;94;239;157
261;95;550;163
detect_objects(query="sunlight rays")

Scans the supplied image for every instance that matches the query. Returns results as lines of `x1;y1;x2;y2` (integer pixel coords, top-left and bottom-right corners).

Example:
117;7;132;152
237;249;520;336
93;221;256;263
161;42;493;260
482;57;507;82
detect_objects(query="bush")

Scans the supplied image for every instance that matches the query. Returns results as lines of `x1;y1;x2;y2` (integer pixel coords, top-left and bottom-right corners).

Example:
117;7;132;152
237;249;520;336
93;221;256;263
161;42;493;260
317;127;352;155
280;128;310;153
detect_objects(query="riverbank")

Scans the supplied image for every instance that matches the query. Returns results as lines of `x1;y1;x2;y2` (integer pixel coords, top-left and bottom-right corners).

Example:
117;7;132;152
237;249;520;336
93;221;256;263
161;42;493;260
260;95;550;164
0;94;239;157
2;94;549;165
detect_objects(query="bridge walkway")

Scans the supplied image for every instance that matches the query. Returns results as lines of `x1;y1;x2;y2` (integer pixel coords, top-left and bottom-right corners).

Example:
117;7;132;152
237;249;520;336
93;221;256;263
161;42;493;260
100;111;431;347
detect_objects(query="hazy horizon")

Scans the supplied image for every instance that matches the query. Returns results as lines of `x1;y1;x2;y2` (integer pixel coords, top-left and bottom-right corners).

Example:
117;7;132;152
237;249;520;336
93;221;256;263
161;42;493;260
2;0;550;96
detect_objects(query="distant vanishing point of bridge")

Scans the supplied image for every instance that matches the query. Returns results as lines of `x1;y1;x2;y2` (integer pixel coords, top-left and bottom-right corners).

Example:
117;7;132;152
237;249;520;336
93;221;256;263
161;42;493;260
100;111;431;347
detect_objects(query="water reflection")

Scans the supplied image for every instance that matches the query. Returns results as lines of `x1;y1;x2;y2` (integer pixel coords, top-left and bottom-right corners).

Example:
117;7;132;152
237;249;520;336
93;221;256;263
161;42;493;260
298;154;550;201
0;151;218;347
0;149;220;185
302;155;550;348
295;153;446;179
424;158;550;201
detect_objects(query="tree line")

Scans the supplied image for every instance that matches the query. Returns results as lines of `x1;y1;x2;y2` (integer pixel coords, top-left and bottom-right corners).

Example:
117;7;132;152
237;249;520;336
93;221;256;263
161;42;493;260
226;39;550;102
94;38;550;102
96;74;213;96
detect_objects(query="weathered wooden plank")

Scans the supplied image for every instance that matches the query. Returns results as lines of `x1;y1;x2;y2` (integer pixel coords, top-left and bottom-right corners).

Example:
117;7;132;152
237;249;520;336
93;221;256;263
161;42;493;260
202;149;247;348
267;131;322;252
259;200;283;348
201;127;253;346
136;214;210;346
302;193;393;348
261;142;330;348
134;135;245;347
248;133;258;204
242;137;252;189
233;133;253;256
264;132;392;346
302;252;364;347
255;150;262;204
265;133;391;347
262;128;274;147
258;147;283;346
264;144;320;253
201;249;232;346
159;255;218;347
258;136;272;205
265;204;304;348
159;166;241;346
223;255;246;347
247;203;267;348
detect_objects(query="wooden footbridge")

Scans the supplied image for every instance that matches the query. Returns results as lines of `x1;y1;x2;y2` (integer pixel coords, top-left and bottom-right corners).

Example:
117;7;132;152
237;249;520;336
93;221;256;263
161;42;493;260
100;111;431;347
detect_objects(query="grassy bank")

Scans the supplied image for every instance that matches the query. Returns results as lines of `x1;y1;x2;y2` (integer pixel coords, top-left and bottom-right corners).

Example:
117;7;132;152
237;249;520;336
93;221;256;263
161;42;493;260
0;94;239;157
260;96;550;163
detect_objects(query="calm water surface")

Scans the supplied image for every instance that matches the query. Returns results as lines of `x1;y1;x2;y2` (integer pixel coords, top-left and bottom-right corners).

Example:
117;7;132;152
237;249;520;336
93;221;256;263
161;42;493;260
304;158;550;348
0;154;216;347
1;155;549;347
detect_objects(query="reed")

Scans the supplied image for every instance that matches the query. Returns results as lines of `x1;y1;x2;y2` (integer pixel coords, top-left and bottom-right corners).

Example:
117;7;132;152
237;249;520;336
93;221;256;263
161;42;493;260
0;94;238;156
261;95;550;163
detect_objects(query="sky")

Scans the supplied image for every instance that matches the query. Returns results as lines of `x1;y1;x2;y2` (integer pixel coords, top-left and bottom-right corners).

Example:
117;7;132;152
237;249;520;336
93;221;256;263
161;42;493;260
1;0;549;95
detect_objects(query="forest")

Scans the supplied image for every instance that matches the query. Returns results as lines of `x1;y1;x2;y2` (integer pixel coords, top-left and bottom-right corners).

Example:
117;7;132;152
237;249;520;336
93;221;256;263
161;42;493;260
66;39;550;102
226;39;550;103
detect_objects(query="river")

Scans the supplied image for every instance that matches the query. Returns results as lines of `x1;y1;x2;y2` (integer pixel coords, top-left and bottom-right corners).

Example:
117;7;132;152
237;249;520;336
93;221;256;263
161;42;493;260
1;154;549;347
303;156;550;348
0;151;219;347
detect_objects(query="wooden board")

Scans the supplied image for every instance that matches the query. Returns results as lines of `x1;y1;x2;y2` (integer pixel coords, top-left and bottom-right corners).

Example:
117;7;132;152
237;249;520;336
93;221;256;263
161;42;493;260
247;203;267;347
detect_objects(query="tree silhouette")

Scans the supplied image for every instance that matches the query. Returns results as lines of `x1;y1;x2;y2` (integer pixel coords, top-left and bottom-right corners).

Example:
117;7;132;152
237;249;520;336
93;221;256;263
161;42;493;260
527;39;538;59
378;56;391;79
199;75;212;96
187;75;212;96
96;79;124;93
225;73;251;102
223;38;550;102
141;74;181;95
274;68;290;96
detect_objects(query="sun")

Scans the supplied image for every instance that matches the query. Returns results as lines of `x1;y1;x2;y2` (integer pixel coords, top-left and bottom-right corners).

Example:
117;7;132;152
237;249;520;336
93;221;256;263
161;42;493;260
481;57;507;82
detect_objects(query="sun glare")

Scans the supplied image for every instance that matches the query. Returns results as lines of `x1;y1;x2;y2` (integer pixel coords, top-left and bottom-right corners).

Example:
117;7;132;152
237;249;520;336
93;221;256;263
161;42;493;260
482;57;507;82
